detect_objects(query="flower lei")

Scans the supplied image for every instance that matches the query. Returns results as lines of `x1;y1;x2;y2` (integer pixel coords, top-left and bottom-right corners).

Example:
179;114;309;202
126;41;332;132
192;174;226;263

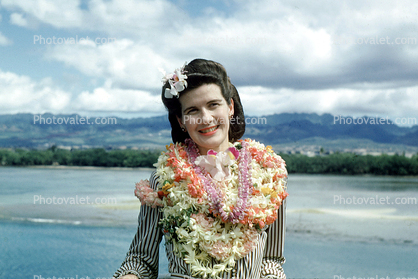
134;139;288;278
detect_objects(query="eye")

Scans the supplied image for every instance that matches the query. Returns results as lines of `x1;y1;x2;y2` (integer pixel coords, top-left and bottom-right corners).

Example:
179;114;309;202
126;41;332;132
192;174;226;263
185;108;197;115
209;102;220;108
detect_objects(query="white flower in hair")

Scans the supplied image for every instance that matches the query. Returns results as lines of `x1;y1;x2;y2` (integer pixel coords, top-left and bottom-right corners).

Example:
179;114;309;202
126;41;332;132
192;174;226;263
160;62;188;98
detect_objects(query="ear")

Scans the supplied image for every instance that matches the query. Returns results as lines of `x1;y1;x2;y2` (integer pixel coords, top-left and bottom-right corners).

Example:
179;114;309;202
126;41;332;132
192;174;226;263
229;98;234;116
176;115;184;129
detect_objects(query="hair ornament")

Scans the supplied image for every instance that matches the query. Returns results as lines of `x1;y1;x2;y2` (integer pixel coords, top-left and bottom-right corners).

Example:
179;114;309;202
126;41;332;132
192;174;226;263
160;62;188;99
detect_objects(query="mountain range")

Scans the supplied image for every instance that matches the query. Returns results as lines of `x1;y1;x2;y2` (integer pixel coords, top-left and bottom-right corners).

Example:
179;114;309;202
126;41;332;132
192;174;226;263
0;113;417;152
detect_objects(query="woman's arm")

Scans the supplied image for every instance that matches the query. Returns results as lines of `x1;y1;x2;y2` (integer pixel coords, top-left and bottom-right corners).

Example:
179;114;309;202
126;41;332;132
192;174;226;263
261;199;286;279
113;172;163;279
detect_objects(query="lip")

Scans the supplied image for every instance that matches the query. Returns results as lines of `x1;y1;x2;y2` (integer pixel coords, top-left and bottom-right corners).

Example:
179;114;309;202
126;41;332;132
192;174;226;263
198;125;219;136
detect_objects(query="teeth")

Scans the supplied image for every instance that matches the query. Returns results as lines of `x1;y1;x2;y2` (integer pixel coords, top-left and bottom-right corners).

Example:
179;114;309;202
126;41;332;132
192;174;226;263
201;126;217;133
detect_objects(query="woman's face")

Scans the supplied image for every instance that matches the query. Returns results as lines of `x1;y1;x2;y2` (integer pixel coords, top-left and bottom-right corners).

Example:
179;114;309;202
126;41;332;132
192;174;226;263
178;83;234;155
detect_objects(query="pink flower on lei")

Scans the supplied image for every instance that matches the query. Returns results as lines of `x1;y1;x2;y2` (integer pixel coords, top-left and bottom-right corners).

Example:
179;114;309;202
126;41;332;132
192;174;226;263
134;180;163;208
194;147;239;181
191;213;215;229
208;241;233;261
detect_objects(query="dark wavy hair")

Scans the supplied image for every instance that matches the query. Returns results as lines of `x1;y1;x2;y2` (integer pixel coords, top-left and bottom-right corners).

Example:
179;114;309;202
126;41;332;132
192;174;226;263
161;59;245;144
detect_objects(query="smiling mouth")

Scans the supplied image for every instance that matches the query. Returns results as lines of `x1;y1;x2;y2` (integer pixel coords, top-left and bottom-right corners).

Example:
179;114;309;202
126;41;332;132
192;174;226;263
199;125;219;134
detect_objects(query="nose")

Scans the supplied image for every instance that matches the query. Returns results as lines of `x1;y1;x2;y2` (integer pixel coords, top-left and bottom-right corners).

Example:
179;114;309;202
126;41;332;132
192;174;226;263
200;108;213;124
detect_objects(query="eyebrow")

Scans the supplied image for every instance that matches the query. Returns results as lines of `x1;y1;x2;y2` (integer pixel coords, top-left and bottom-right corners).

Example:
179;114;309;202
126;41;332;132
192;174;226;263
183;99;223;114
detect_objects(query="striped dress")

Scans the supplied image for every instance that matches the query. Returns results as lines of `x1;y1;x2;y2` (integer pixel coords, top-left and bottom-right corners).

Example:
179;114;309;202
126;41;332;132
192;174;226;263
113;171;286;279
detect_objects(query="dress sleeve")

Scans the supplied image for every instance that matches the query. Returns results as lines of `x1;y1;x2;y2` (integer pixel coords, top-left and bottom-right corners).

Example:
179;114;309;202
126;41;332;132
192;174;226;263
113;171;163;279
261;199;286;279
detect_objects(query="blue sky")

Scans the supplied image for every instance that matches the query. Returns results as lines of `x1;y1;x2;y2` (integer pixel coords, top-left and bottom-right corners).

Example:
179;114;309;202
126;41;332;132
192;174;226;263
0;0;417;124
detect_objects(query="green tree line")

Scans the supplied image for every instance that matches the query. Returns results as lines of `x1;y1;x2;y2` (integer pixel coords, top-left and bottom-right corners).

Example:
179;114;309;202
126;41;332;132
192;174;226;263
0;146;160;168
280;152;418;175
1;147;418;175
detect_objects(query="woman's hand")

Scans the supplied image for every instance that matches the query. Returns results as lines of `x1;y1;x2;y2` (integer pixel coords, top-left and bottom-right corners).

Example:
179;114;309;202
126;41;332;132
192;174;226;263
118;275;139;279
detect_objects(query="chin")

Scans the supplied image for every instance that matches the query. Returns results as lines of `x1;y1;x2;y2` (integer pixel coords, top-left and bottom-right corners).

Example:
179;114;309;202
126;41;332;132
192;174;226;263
195;134;228;152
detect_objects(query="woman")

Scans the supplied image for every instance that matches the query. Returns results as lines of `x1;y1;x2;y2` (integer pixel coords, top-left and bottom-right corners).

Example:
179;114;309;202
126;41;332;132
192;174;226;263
113;59;288;279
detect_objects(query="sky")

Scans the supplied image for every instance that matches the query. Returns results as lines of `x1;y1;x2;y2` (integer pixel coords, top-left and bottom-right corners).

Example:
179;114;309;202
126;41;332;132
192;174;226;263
0;0;417;125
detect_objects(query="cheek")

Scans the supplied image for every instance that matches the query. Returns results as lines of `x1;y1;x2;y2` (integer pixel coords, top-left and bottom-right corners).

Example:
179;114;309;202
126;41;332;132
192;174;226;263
218;108;231;122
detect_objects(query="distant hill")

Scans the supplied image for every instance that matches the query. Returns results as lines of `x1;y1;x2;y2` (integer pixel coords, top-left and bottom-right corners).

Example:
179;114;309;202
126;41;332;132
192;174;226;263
0;113;417;151
250;113;418;145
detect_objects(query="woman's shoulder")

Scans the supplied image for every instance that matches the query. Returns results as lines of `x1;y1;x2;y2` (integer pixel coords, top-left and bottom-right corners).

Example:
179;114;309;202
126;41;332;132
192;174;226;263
240;138;287;166
239;138;275;151
149;169;160;190
159;142;188;155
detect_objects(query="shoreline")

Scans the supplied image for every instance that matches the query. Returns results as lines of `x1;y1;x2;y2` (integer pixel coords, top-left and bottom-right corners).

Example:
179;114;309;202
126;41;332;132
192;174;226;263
1;165;418;177
0;165;156;171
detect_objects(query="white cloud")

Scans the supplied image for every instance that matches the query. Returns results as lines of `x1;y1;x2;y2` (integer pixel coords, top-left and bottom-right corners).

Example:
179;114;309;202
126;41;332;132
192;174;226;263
0;70;71;114
0;0;184;34
0;31;12;45
84;0;185;36
238;85;418;121
1;0;417;119
41;11;338;91
1;0;83;28
9;12;27;26
24;0;414;91
46;39;170;90
73;86;164;113
0;69;165;115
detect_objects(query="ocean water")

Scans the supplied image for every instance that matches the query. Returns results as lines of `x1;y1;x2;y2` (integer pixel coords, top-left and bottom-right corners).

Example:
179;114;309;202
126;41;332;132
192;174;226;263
0;167;417;278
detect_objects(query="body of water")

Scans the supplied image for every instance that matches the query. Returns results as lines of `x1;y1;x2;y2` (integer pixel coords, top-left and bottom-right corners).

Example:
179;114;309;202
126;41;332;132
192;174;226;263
0;166;417;278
